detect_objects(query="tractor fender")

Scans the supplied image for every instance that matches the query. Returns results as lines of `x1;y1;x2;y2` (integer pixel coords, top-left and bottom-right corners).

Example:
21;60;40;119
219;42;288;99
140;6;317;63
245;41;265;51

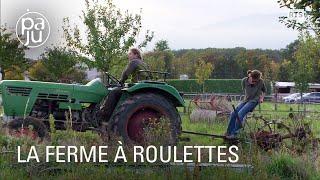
124;83;185;107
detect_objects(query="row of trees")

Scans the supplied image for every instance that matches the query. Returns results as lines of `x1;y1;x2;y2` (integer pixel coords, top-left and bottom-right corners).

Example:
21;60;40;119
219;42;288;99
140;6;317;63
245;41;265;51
143;36;320;84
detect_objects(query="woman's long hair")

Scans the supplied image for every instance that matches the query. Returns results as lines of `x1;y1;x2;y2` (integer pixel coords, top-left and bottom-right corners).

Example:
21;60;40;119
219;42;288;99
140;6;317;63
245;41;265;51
130;48;143;60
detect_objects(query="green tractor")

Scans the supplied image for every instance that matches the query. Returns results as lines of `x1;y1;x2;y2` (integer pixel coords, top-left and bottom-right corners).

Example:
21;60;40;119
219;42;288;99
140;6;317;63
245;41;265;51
0;71;184;144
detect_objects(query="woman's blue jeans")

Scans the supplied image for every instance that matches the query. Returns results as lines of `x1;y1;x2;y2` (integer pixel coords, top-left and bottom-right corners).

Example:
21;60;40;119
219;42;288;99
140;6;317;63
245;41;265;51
226;101;258;136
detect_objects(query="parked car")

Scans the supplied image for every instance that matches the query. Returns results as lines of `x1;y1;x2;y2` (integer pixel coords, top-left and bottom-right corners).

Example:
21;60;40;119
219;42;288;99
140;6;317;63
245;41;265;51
283;93;303;103
295;92;320;103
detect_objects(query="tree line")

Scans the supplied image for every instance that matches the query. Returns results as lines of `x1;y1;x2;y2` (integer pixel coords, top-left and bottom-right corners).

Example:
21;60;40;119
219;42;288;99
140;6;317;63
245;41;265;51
144;37;320;84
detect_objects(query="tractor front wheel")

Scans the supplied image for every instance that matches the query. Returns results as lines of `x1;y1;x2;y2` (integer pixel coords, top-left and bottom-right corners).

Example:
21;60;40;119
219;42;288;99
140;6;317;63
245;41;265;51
111;93;181;145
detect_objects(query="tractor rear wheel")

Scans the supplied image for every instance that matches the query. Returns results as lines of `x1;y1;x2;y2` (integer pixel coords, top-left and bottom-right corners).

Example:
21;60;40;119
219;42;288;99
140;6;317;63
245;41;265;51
7;117;48;141
111;93;181;145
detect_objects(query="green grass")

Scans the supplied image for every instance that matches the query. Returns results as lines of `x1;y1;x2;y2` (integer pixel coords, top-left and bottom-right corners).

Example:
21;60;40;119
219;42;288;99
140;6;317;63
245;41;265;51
180;113;226;145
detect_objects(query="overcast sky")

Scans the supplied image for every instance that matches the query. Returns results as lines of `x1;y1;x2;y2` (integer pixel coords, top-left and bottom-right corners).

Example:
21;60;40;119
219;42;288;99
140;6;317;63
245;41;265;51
1;0;298;59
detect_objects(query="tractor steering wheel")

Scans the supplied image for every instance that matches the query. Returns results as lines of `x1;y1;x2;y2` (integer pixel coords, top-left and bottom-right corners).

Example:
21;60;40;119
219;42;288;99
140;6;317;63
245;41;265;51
104;72;123;88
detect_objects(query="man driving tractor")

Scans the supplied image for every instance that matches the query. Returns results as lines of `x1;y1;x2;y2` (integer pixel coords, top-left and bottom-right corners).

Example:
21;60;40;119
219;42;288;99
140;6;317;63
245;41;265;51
98;48;150;122
225;70;266;139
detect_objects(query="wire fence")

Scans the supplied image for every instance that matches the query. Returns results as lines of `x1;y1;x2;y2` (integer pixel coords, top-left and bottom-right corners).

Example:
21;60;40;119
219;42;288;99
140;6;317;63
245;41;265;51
182;93;320;116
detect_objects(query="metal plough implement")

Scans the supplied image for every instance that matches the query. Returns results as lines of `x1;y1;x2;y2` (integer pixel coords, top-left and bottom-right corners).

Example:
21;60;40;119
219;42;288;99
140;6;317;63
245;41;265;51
182;111;319;151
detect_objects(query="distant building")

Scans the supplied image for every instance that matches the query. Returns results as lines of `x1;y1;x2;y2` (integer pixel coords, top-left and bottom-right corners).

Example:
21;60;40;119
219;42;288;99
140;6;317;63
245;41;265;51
86;68;101;80
23;71;30;81
179;74;189;80
275;81;320;93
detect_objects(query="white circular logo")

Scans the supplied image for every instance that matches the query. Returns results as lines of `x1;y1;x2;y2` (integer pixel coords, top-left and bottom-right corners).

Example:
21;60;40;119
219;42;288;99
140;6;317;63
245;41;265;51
16;11;50;48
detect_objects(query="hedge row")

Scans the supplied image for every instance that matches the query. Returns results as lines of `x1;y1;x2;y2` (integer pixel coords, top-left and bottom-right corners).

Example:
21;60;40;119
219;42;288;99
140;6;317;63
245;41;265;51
167;79;271;94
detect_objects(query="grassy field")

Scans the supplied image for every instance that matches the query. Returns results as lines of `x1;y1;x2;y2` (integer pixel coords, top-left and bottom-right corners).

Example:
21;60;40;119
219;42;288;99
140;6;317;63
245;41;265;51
1;102;320;179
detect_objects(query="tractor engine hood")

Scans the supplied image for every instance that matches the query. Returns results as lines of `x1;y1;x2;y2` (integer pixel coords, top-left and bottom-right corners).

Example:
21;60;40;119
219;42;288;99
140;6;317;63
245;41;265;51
0;79;108;117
